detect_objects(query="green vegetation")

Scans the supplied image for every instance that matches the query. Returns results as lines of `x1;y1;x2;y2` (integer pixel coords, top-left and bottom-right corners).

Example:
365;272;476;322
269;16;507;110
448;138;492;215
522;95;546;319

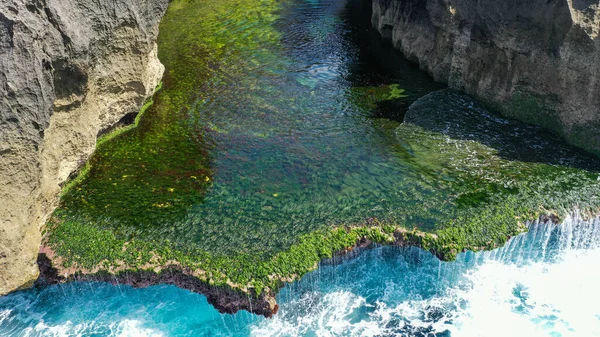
44;0;600;302
47;114;600;295
60;83;163;199
348;83;410;112
41;207;523;295
56;0;283;239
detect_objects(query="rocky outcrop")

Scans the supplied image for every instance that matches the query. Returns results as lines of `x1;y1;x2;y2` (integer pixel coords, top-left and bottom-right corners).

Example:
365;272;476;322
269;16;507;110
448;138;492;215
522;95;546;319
371;0;600;155
0;0;169;295
36;252;280;318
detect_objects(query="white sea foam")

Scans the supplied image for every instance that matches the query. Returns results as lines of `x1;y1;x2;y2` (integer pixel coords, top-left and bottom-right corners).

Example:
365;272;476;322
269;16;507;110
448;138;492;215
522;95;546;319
17;319;164;337
251;291;370;336
114;319;164;337
446;214;600;337
0;310;11;325
448;248;600;337
252;213;600;337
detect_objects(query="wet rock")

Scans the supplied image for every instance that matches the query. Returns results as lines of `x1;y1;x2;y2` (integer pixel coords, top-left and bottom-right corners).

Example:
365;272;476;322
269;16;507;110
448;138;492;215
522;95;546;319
36;253;279;317
404;89;600;170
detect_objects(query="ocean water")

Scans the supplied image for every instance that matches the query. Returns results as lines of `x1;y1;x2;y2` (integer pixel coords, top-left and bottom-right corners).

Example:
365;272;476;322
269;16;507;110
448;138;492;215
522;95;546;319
2;212;599;336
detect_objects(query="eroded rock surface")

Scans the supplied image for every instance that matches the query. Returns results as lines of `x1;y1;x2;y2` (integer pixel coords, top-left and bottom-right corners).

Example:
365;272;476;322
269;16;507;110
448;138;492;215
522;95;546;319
371;0;600;155
0;0;168;295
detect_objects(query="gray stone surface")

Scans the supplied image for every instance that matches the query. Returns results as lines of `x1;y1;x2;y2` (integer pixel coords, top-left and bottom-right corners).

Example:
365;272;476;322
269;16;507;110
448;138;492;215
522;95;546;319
0;0;168;294
372;0;600;155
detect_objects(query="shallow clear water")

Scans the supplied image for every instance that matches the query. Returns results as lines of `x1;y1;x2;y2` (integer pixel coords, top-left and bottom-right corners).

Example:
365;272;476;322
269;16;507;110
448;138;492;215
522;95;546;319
3;213;600;336
57;0;453;256
56;0;600;262
154;0;447;253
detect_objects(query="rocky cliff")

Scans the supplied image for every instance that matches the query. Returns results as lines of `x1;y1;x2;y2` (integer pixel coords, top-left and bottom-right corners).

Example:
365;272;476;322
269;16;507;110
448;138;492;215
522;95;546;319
0;0;169;295
371;0;600;155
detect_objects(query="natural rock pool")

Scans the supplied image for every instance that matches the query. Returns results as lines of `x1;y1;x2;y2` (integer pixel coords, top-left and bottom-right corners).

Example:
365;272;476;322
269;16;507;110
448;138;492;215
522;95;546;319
4;0;600;334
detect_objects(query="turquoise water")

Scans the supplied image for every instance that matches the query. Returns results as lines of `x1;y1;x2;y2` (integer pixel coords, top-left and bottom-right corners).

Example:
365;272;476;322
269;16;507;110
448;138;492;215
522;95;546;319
3;214;600;336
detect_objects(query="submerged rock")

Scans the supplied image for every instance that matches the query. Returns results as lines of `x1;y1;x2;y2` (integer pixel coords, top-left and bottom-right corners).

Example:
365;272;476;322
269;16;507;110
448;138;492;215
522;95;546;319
371;0;600;155
404;89;600;171
41;88;600;316
0;0;169;295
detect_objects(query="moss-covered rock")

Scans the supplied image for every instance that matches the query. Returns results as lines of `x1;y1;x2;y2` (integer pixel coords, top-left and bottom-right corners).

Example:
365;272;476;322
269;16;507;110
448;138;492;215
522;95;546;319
43;0;600;317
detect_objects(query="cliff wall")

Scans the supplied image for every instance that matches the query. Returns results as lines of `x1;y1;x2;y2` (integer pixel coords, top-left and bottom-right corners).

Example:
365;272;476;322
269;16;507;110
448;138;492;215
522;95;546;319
0;0;169;294
371;0;600;155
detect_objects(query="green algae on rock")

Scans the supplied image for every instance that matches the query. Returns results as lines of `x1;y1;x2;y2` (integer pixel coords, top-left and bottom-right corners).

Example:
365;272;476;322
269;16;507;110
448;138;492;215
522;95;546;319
42;0;600;316
348;84;409;112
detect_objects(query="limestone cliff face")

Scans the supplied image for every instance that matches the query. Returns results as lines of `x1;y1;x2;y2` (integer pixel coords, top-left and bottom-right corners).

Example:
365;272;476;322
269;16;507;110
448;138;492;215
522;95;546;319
371;0;600;155
0;0;169;294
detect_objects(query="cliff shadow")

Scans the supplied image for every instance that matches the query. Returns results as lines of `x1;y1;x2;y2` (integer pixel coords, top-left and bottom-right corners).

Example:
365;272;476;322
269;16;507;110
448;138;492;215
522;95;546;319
403;89;600;172
342;0;446;122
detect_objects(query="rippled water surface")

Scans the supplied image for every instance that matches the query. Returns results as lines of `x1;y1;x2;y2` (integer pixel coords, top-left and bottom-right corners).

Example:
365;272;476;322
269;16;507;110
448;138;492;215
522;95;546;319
3;215;600;336
57;0;453;256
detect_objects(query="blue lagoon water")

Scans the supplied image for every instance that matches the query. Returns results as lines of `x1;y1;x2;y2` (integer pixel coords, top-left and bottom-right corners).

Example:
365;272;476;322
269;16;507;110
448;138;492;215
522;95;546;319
2;213;600;336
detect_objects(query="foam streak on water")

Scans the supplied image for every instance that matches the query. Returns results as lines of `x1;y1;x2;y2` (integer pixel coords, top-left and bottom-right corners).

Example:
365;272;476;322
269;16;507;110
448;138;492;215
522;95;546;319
2;213;600;337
